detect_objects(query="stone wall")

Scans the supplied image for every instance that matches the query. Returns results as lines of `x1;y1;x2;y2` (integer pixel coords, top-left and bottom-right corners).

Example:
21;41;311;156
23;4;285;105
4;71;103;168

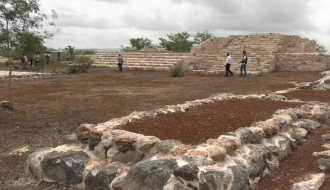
278;35;316;53
276;53;330;71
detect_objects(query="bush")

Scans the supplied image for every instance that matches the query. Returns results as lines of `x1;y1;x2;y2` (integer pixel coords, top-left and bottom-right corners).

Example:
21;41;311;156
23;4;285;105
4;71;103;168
171;66;185;77
66;56;94;74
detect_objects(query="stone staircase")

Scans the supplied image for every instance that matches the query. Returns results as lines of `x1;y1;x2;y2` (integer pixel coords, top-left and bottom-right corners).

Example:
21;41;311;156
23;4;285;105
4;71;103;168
91;52;191;71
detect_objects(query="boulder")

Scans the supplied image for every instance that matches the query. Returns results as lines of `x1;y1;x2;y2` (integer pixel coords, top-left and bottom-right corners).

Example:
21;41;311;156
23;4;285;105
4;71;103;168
40;151;89;185
264;93;287;101
157;139;182;154
207;139;235;154
199;171;225;190
188;149;208;157
245;144;271;180
290;134;304;145
115;132;140;151
85;166;119;190
111;150;145;165
25;147;52;180
291;119;320;133
181;155;216;167
76;124;96;141
173;164;199;181
234;127;257;144
206;147;226;161
228;165;249;190
137;136;160;152
292;173;325;190
322;134;330;142
315;158;330;172
171;145;193;156
112;159;178;190
0;101;11;109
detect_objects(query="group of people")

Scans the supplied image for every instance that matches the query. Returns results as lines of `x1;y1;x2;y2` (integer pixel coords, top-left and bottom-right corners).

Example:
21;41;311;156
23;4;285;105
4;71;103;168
20;53;40;70
224;50;248;77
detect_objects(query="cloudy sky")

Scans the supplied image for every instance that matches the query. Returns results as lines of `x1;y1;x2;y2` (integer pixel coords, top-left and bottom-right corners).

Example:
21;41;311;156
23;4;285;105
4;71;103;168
39;0;330;51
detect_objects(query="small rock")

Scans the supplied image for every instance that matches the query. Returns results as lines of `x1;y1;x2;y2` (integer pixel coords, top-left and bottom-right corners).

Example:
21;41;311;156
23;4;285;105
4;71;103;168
173;164;199;181
85;166;119;190
76;124;96;141
0;101;11;109
234;127;257;144
321;143;330;149
181;155;216;167
137;136;160;152
207;139;235;154
89;131;103;150
157;139;182;154
322;134;330;142
171;145;193;156
199;171;225;190
115;132;140;151
314;158;330;172
290;134;304;145
188;149;208;157
228;165;249;190
206;147;226;161
111;150;145;164
62;134;77;144
292;173;325;190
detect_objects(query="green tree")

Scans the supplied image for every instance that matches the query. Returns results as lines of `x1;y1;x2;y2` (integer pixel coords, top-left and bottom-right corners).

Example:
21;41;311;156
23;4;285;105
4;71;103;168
193;30;214;44
159;31;194;52
16;32;46;54
129;37;152;50
0;0;59;109
314;40;328;54
65;45;75;60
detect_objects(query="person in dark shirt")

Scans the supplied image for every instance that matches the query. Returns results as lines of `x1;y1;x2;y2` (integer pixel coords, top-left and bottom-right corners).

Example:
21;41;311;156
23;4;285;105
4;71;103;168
239;50;248;77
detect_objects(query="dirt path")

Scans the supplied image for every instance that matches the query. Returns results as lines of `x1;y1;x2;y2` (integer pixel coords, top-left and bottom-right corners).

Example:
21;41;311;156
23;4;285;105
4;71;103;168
0;64;322;189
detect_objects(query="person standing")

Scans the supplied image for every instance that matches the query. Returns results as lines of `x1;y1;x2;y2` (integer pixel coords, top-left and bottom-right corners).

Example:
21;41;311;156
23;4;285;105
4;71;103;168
29;54;33;67
24;54;28;70
20;54;25;70
239;50;248;77
117;54;124;72
35;52;40;67
224;53;233;77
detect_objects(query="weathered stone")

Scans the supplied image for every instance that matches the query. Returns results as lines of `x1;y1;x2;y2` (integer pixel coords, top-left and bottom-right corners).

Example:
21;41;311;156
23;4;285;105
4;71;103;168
25;147;52;180
247;126;265;141
111;150;144;164
207;139;235;154
137;136;160;152
290;133;304;145
199;171;225;190
228;165;249;190
89;131;103;150
217;135;241;149
258;121;280;138
315;158;330;172
85;166;119;190
206;147;226;161
173;164;199;181
62;134;77;144
112;159;178;190
264;93;287;101
187;183;198;190
322;134;330;142
181;155;216;167
292;173;325;190
292;119;321;133
157;139;182;154
312;107;328;123
246;144;271;180
234;127;257;144
115;132;140;151
188;149;208;157
40;151;89;185
76;124;96;141
0;101;11;109
171;145;193;156
174;184;187;190
278;137;292;160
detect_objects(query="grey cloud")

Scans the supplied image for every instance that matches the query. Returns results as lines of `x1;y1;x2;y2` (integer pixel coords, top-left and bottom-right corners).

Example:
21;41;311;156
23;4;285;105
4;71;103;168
95;0;130;3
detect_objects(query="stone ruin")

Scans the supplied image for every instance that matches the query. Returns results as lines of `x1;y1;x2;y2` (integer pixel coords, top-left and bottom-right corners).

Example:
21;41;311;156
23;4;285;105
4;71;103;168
90;33;330;74
25;71;330;189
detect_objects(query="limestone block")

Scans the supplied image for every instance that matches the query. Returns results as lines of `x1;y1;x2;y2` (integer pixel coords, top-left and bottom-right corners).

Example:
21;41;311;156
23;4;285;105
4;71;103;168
292;173;325;190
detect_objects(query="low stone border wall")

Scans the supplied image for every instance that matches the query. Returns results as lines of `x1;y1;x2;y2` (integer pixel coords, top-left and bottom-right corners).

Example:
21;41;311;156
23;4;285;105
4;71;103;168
0;71;52;83
25;71;330;190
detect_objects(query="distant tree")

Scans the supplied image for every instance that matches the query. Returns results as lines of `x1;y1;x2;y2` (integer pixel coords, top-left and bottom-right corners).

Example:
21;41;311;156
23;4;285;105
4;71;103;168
120;45;136;52
17;32;46;54
193;30;214;44
314;40;328;54
65;45;75;60
159;31;194;52
129;37;152;50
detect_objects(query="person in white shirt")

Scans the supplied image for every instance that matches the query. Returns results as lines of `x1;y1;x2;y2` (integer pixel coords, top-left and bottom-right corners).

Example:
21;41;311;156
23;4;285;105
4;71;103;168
224;53;233;77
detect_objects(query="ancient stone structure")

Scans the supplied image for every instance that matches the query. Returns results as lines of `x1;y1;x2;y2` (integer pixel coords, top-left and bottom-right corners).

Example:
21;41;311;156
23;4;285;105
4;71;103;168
0;71;52;83
90;33;330;74
25;71;330;190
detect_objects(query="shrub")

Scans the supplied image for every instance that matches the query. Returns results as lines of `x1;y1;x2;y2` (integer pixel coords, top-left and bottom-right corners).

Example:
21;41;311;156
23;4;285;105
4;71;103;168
13;173;21;180
66;56;94;74
171;66;185;77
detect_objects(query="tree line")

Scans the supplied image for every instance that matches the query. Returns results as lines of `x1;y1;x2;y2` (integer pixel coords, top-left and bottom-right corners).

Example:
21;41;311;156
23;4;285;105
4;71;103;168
120;30;214;52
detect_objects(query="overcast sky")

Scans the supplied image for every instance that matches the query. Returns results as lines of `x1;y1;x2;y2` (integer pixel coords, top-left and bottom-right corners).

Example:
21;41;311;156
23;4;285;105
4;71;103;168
39;0;330;50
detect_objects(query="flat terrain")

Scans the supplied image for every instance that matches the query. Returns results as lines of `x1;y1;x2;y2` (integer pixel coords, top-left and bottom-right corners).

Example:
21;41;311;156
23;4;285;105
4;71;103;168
0;62;323;189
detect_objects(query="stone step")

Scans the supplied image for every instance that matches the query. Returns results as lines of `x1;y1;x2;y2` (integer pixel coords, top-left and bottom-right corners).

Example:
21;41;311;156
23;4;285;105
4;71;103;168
93;64;170;71
93;63;174;67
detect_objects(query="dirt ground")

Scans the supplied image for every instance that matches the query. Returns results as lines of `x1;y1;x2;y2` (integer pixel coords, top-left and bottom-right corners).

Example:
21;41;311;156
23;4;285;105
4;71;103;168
120;99;302;144
0;62;324;189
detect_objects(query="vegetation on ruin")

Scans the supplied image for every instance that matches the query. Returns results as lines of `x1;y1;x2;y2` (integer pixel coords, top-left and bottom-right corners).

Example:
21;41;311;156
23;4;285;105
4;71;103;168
66;56;94;74
170;66;185;77
193;30;214;44
315;40;328;54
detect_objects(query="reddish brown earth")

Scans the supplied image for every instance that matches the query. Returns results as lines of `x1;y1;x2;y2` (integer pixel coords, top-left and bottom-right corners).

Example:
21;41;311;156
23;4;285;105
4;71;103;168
283;90;330;103
119;99;302;144
0;62;324;190
252;122;330;190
